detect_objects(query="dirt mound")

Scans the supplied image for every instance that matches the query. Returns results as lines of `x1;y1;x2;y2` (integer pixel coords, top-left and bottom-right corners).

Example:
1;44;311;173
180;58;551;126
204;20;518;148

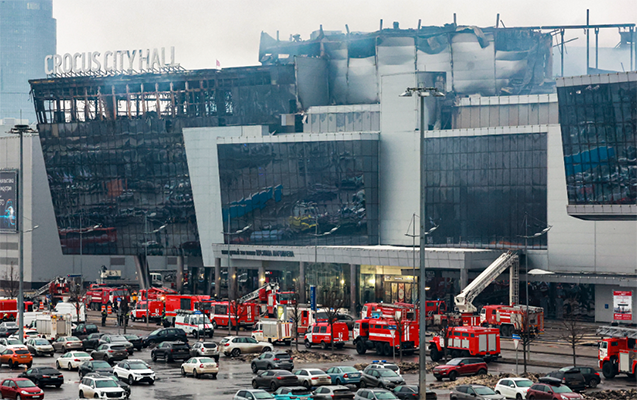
289;350;353;363
433;372;540;389
583;389;637;400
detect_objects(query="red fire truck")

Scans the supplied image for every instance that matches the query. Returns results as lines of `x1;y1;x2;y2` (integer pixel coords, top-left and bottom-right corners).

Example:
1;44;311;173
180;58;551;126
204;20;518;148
138;287;177;301
480;305;544;337
131;300;164;322
305;321;349;349
428;326;501;362
597;325;637;379
353;315;419;356
164;294;210;322
203;301;258;329
0;299;18;320
85;286;130;310
360;303;417;320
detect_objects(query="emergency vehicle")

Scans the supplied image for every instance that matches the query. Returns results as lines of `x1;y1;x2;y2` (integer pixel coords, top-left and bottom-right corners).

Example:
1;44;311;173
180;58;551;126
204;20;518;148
85;286;130;310
205;301;258;329
596;325;637;379
353;314;419;356
164;294;210;322
174;310;214;337
480;305;544;337
131;300;164;322
138;287;177;301
360;303;417;320
0;299;18;320
252;318;293;345
304;321;349;349
428;325;501;362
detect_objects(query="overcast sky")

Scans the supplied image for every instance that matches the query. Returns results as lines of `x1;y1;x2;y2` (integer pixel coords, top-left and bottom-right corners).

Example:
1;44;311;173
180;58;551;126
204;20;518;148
53;0;637;70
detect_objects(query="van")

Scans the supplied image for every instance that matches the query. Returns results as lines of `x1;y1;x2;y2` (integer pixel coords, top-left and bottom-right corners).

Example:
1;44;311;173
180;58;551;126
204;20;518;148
54;302;86;322
175;311;214;337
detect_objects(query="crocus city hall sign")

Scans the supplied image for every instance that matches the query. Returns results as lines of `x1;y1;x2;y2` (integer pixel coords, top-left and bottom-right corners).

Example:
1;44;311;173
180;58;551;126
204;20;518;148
45;47;179;75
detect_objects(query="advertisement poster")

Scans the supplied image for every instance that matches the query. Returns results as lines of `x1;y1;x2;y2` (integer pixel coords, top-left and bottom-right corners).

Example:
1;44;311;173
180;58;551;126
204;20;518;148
613;290;633;321
0;171;17;233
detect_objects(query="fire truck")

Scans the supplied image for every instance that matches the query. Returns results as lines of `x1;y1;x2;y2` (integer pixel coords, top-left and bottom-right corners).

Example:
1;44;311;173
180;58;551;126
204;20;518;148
0;299;18;320
428;325;501;362
252;318;293;345
305;321;349;349
85;285;130;310
480;305;544;337
131;300;164;322
597;325;637;379
138;287;177;301
164;294;210;322
204;300;259;329
353;313;419;356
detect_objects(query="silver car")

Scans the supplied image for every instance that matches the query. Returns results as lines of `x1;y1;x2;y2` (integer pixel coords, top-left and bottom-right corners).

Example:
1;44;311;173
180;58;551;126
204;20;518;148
220;336;272;357
189;341;220;362
233;389;274;400
294;368;332;389
354;388;399;400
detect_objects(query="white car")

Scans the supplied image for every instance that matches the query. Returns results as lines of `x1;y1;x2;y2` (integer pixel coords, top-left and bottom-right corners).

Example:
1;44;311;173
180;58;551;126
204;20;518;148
113;359;156;385
0;338;27;352
294;368;332;388
495;377;534;399
56;351;92;370
233;389;274;400
181;357;219;378
78;375;127;399
220;336;272;357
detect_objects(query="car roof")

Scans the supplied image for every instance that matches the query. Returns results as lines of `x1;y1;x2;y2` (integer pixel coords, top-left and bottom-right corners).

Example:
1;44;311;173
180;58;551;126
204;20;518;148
538;377;564;386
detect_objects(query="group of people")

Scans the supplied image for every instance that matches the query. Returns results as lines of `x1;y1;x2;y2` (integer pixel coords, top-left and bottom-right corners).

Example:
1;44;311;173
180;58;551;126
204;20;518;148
100;301;131;327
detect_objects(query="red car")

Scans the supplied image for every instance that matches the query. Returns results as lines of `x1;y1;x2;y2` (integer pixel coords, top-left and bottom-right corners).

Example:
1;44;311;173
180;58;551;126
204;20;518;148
0;378;44;399
526;377;583;400
432;357;488;381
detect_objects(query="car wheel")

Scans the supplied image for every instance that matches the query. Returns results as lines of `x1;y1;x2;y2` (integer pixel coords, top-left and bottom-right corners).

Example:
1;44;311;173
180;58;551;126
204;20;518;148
335;378;342;385
252;380;258;389
212;373;217;379
516;394;523;400
360;380;366;388
55;361;60;369
477;368;487;375
212;320;218;329
231;348;240;357
103;355;109;362
528;396;535;400
266;364;272;370
270;382;277;391
193;370;199;379
55;384;61;388
68;362;73;370
305;340;312;349
589;378;599;388
128;375;134;385
449;371;458;381
94;394;99;398
149;379;154;385
435;376;442;381
181;367;186;376
79;391;85;399
151;353;157;362
251;364;258;373
262;347;272;353
321;341;327;350
304;381;311;389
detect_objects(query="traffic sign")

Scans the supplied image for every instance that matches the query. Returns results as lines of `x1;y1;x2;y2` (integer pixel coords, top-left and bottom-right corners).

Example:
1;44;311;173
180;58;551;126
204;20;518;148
512;333;520;349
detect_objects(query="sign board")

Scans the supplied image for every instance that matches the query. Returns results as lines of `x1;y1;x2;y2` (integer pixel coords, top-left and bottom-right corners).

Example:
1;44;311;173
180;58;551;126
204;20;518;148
0;171;17;233
310;285;316;312
512;333;520;349
613;291;633;321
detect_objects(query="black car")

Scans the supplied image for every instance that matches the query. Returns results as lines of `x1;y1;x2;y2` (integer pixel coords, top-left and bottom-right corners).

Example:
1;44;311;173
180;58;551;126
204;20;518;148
79;360;114;378
124;335;143;351
251;351;294;373
91;344;129;364
82;332;107;350
151;341;191;362
84;372;131;399
311;385;355;399
18;366;64;388
252;370;300;391
546;369;587;392
72;323;99;339
0;327;10;338
142;328;188;348
393;385;437;400
558;366;601;388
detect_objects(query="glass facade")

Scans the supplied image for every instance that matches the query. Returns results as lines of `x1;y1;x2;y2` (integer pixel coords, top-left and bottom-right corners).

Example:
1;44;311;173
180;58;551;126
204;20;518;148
557;81;637;205
217;139;379;246
424;133;548;248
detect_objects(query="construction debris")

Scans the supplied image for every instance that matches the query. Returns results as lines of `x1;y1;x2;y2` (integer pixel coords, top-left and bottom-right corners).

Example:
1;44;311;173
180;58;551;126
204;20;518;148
288;350;353;363
583;390;637;400
432;372;540;389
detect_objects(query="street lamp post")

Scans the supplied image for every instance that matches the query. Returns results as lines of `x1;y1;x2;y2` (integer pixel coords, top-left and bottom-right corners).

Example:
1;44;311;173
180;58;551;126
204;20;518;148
9;124;36;344
405;215;438;304
223;224;251;334
399;87;444;400
310;225;339;304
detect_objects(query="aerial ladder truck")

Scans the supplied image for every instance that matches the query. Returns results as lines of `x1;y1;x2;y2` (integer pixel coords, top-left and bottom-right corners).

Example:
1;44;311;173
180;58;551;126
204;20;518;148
597;325;637;379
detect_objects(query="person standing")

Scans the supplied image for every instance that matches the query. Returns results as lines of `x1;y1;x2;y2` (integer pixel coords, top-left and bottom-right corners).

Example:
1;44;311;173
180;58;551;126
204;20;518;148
101;308;107;327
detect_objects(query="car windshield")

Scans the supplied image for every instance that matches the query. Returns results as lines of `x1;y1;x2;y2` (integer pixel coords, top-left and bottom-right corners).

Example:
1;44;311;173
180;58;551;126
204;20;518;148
552;386;573;393
15;350;30;355
253;392;275;399
95;380;118;388
129;363;148;370
7;339;22;345
34;339;49;345
309;370;326;375
4;323;17;328
203;343;217;348
111;345;126;351
515;380;533;387
93;361;111;368
40;368;59;374
383;364;398;371
16;380;36;388
150;329;162;336
67;337;80;342
199;358;216;364
340;367;358;373
124;336;138;340
74;352;91;358
474;387;496;395
378;370;398;377
375;392;398;399
109;336;128;342
274;353;290;359
446;359;462;366
220;338;230;344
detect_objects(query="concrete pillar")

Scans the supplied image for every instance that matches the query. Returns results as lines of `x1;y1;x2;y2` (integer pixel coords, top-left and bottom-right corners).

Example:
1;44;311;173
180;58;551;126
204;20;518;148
350;264;357;316
192;267;199;294
214;258;221;298
258;264;266;287
299;262;306;303
176;255;184;293
460;267;469;291
228;266;237;301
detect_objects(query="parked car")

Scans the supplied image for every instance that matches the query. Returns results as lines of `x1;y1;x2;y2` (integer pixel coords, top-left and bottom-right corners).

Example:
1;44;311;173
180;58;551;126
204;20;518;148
0;348;33;368
123;335;143;351
546;369;587;392
251;351;294;373
433;358;488;381
91;344;129;364
525;378;583;400
0;327;11;339
326;366;362;385
234;389;275;400
0;338;27;353
295;368;333;389
0;378;44;400
221;336;273;357
26;338;54;357
151;341;190;362
557;366;601;388
190;341;220;362
354;388;398;400
100;335;134;355
494;378;533;399
0;322;19;336
450;385;505;400
18;366;64;388
78;375;127;399
113;359;155;385
364;361;401;375
52;336;83;353
359;368;405;389
78;360;113;378
252;370;300;391
273;386;312;400
142;328;188;348
84;372;130;399
311;385;355;399
393;385;437;400
55;351;92;370
180;357;218;379
72;323;99;339
82;333;107;351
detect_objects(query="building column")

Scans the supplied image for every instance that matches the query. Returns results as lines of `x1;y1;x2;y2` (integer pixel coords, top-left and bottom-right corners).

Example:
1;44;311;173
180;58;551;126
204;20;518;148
176;255;184;293
214;258;221;298
460;267;469;291
299;262;306;304
350;264;357;316
258;264;266;287
192;267;199;294
228;266;237;301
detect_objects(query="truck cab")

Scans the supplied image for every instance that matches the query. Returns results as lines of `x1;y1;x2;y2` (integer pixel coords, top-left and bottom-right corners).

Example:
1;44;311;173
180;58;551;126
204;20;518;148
304;322;348;349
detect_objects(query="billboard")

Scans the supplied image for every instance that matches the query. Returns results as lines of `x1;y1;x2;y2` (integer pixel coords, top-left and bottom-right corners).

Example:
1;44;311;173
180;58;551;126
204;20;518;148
0;171;17;233
613;290;633;321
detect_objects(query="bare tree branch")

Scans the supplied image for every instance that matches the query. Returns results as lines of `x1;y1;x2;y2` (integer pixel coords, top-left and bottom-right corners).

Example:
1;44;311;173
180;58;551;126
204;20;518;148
2;263;19;299
321;290;347;351
559;312;590;367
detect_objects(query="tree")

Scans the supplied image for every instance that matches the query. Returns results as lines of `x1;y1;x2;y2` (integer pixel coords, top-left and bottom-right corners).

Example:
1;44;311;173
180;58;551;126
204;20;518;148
229;299;249;336
67;279;86;324
559;312;590;367
288;293;303;351
321;289;347;351
391;311;407;362
519;309;539;374
2;262;19;298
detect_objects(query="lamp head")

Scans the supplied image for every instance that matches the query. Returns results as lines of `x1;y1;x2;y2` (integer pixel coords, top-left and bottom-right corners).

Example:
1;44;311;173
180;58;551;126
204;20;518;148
399;89;413;97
